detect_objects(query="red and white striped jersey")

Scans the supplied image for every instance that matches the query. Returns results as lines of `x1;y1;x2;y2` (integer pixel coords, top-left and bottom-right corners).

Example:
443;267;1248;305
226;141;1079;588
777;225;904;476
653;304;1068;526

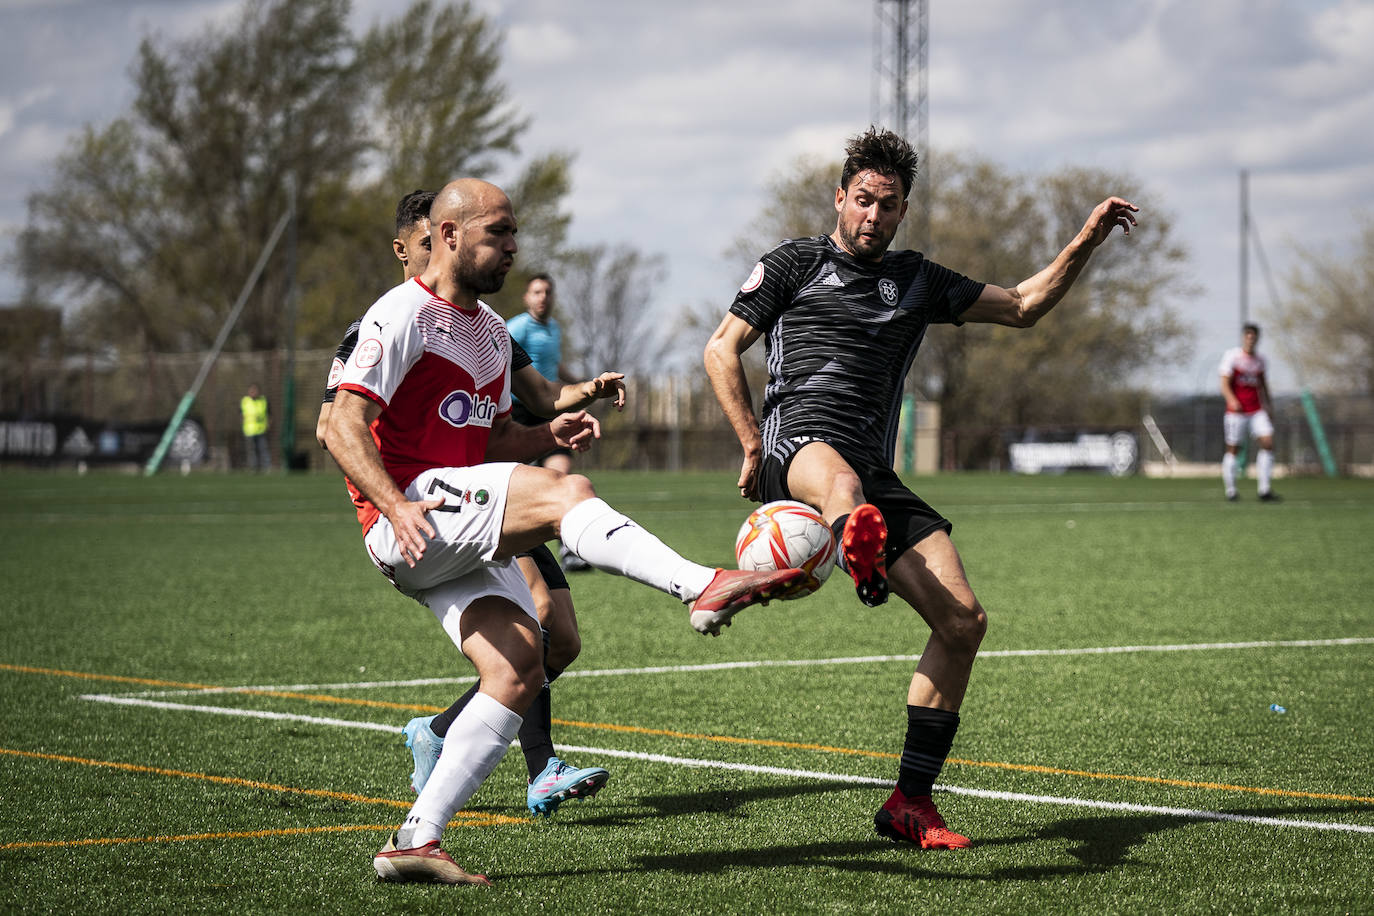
1218;347;1266;414
337;277;512;531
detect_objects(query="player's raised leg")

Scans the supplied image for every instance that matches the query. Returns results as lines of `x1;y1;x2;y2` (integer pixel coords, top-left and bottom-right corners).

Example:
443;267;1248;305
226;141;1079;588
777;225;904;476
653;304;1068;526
497;466;806;635
785;442;889;607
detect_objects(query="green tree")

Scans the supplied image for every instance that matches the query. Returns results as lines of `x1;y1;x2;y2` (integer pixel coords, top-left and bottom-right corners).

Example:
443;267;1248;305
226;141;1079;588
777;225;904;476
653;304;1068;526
729;150;1196;467
17;0;575;355
1268;214;1374;394
20;0;364;352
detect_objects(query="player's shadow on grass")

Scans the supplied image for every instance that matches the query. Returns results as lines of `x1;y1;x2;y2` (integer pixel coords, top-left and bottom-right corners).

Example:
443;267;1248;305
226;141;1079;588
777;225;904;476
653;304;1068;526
545;777;870;829
504;792;1371;883
974;801;1370;878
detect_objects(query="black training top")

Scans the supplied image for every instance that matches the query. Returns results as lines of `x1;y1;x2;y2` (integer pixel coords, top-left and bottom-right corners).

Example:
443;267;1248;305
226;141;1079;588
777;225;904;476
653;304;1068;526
729;234;984;468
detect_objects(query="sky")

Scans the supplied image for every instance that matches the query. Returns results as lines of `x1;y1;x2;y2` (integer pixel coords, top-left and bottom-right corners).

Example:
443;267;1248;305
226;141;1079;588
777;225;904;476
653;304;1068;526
2;0;1372;395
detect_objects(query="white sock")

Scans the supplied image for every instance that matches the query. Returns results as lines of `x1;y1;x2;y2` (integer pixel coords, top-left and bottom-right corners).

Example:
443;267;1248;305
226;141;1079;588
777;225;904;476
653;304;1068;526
560;497;715;602
1221;452;1237;496
399;692;522;847
1257;449;1274;494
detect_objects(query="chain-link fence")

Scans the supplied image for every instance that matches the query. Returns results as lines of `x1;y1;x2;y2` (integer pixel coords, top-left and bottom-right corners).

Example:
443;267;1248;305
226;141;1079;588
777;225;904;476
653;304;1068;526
4;350;1371;476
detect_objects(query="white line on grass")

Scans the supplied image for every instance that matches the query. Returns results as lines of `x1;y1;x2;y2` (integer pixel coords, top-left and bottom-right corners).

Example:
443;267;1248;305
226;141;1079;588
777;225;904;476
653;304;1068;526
104;637;1374;697
76;695;1374;836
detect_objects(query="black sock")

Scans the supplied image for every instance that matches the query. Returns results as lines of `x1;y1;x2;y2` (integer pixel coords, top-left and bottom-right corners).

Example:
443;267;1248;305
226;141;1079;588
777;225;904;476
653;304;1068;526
430;682;478;738
831;515;850;571
519;685;556;779
897;706;960;798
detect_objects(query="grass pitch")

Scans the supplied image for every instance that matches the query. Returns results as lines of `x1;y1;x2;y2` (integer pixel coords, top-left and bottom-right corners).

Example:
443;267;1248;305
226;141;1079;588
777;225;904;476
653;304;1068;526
1;469;1371;914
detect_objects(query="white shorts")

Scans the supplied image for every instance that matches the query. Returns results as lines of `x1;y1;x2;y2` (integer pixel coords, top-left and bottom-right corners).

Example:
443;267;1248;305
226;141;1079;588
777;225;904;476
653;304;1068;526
1223;409;1274;446
363;463;537;646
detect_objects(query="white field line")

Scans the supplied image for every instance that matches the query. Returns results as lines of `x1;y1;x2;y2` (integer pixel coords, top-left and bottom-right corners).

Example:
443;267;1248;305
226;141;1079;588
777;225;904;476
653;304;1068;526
71;696;1374;836
106;637;1374;698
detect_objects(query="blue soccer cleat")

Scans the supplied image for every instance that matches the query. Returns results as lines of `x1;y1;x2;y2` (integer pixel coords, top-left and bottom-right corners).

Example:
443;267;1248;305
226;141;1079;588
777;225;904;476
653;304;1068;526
526;757;610;817
403;716;443;795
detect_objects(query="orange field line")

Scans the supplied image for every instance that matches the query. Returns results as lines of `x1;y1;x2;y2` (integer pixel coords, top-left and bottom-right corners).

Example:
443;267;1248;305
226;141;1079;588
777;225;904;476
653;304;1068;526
11;663;1372;807
2;824;400;851
0;747;525;827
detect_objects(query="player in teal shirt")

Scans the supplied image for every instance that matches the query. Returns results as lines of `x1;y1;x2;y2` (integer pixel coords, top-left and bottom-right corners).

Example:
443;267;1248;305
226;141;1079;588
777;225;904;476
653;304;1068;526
507;274;565;387
506;274;589;571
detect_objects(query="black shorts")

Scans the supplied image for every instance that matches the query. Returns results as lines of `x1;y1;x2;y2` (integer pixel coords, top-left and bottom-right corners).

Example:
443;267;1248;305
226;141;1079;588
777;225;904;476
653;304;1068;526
510;402;572;460
758;442;952;565
517;543;569;592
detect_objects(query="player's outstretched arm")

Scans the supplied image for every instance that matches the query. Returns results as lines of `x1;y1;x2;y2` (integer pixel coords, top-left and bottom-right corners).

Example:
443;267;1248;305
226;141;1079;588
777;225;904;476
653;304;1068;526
704;312;766;501
324;389;441;567
484;411;600;463
554;371;626;413
509;366;626;417
961;196;1139;328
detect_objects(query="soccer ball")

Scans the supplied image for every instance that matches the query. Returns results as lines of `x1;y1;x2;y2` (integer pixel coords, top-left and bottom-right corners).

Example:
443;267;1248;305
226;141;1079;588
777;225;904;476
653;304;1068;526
734;500;836;597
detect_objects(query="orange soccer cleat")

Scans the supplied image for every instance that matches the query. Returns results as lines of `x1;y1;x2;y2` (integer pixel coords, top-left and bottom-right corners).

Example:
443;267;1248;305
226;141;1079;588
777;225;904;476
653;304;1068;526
842;504;889;607
874;788;971;850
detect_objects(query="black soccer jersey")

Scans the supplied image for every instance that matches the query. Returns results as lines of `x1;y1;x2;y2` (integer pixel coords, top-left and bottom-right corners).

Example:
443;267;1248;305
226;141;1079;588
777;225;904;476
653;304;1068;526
730;234;984;468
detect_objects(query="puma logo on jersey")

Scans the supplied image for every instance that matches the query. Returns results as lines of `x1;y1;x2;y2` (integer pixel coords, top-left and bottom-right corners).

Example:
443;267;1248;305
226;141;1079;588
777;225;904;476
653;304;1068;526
438;391;498;429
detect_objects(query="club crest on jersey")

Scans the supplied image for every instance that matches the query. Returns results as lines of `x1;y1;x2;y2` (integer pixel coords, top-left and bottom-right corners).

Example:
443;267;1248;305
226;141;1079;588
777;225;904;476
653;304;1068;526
741;262;765;293
878;278;898;306
326;357;345;389
355;338;384;368
438;391;498;429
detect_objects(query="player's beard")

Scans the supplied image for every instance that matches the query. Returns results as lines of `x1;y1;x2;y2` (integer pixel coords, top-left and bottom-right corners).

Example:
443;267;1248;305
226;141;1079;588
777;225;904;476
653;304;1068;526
456;251;511;296
837;220;895;261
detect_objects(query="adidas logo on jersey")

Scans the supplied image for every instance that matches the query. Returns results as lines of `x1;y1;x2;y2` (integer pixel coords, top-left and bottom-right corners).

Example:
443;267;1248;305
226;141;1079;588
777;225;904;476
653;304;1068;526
821;268;843;287
438;391;498;429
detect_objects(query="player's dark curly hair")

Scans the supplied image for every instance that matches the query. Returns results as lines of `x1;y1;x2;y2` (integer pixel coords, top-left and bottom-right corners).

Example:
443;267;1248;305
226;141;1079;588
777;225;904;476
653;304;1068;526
394;189;437;235
839;127;919;199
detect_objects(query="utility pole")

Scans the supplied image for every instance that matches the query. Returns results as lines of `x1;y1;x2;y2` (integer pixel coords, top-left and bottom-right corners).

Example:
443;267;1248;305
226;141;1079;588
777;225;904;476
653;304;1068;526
1239;168;1249;328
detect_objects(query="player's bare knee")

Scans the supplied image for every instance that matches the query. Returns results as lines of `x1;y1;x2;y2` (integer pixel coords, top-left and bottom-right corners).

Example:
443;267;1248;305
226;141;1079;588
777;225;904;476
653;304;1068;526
546;631;580;671
557;473;597;507
938;599;987;656
830;469;864;507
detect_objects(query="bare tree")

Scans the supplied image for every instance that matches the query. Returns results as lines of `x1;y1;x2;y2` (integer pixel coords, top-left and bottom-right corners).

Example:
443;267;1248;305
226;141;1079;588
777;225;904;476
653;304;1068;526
554;244;668;377
1268;214;1374;394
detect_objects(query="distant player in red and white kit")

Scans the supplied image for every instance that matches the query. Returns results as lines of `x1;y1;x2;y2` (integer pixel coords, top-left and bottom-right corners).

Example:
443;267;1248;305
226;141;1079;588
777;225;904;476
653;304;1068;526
323;178;804;886
1219;323;1280;502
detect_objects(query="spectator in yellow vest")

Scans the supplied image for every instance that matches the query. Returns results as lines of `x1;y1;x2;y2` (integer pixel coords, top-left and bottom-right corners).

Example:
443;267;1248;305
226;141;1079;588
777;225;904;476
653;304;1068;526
241;384;270;471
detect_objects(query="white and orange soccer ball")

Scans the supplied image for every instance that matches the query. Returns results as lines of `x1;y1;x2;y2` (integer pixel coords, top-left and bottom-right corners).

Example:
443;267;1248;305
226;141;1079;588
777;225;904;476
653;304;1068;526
734;500;837;597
